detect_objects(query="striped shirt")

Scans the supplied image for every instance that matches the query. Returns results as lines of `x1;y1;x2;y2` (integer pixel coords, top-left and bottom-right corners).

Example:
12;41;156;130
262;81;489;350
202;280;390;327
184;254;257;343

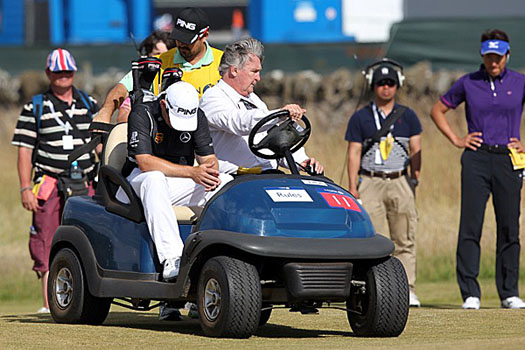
11;88;99;180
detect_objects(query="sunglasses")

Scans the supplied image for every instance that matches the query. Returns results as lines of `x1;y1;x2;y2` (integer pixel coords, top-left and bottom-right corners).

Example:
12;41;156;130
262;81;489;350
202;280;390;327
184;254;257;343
50;70;74;75
376;79;396;87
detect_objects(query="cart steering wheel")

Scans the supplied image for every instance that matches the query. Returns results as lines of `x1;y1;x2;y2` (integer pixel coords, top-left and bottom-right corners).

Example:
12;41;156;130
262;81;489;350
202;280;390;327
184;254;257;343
248;110;311;160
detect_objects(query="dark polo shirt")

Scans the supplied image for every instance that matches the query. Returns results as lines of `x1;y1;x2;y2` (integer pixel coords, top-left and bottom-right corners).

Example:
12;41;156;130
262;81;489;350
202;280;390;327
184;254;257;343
127;101;214;166
441;66;525;146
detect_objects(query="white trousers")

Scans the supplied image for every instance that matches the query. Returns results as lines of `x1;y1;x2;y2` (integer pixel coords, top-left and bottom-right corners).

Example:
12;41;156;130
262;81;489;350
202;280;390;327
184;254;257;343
116;168;232;263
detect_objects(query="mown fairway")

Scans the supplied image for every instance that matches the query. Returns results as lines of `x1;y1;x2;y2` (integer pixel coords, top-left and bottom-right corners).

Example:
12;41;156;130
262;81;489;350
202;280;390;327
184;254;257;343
2;296;525;350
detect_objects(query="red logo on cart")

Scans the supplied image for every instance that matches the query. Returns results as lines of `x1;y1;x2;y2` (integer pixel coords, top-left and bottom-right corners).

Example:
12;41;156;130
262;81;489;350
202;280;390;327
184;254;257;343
320;192;361;212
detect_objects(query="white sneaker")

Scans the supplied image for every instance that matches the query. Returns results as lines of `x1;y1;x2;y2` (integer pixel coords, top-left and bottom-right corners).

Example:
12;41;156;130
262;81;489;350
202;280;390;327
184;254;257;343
501;296;525;309
36;307;50;313
409;292;421;307
163;257;181;280
462;296;480;309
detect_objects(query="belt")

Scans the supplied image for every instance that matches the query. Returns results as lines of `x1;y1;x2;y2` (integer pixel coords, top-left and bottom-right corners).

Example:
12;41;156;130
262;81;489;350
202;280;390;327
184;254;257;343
360;169;407;179
478;144;509;154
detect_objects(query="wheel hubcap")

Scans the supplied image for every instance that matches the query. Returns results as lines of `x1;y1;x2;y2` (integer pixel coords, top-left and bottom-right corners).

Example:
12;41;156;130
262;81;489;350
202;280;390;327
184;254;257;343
55;267;73;309
204;278;221;321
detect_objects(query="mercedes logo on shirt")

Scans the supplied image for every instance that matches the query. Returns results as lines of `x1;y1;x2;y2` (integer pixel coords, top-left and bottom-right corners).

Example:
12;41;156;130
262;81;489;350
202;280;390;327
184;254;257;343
180;132;191;143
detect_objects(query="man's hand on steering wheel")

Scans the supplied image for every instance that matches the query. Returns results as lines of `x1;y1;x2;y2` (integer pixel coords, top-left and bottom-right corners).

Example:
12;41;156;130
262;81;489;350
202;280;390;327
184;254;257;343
281;104;306;121
299;157;324;175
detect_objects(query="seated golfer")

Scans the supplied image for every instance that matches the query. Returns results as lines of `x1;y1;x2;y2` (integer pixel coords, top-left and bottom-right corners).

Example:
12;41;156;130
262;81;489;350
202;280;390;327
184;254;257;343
117;81;231;280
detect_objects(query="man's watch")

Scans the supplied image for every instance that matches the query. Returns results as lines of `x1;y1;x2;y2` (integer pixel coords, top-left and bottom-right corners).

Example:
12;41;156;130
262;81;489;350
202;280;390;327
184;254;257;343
410;178;419;187
20;186;33;193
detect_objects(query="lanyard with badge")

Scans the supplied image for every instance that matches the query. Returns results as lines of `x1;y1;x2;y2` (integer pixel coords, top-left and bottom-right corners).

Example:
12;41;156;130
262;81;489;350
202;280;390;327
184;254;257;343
49;102;76;150
372;103;394;164
49;96;90;152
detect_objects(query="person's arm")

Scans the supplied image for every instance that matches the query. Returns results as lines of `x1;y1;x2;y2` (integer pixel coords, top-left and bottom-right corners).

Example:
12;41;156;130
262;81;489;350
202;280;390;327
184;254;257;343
135;154;220;191
508;138;525;152
201;94;268;136
298;157;324;175
17;147;39;211
92;83;129;125
116;97;132;124
409;134;421;181
347;142;362;198
430;100;482;150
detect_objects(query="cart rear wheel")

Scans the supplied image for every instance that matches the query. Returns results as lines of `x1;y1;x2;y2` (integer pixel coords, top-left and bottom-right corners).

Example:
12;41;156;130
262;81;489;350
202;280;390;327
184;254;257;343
48;248;111;325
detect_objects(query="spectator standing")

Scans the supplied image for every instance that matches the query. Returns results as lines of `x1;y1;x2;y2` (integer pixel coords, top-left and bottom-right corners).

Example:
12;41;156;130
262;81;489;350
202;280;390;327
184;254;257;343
430;29;525;309
137;30;174;57
345;60;422;307
11;49;98;313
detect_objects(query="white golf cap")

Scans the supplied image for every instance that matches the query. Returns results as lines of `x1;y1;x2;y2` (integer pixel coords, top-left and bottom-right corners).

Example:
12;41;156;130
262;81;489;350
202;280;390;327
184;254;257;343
165;81;199;131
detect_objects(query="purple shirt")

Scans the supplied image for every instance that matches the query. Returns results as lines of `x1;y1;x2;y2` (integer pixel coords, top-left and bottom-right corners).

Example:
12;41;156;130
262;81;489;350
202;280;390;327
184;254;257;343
441;66;525;146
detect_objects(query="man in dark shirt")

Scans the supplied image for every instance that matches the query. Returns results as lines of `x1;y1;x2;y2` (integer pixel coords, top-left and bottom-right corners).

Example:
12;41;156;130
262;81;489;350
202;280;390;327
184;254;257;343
346;61;422;307
117;81;232;280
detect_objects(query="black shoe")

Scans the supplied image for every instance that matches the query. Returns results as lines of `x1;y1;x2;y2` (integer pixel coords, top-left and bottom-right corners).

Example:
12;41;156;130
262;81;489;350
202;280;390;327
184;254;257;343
158;303;182;321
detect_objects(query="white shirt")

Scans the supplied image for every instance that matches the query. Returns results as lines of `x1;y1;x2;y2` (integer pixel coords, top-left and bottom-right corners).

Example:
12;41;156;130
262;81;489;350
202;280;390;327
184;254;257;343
200;79;309;171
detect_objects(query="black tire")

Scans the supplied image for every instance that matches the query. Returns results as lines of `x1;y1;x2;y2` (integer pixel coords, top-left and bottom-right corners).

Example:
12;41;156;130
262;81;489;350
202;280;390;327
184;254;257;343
347;257;409;337
259;304;272;327
48;248;112;325
197;256;262;338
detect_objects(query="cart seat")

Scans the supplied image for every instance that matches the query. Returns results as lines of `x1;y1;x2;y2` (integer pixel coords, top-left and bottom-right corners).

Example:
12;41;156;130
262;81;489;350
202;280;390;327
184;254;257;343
102;123;202;223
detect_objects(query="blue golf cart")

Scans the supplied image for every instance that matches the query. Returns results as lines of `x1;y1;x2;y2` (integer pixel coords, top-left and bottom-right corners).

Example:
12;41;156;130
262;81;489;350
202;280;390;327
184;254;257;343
47;112;409;338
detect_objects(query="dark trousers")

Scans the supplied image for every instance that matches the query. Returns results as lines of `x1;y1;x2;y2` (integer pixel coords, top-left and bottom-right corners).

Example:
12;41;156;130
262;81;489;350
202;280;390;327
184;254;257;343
457;149;522;301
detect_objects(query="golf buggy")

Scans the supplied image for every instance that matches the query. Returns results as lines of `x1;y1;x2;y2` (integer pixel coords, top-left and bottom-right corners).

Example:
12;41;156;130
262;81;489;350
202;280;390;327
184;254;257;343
47;111;409;338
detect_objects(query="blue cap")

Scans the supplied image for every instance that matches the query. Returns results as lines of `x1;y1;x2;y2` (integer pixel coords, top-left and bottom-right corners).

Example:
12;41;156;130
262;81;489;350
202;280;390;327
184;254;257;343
480;40;510;56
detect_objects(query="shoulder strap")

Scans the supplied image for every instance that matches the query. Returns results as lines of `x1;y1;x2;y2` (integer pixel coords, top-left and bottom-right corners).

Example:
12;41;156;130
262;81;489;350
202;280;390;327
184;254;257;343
361;105;407;156
77;89;93;113
32;94;44;134
30;94;44;166
370;105;407;142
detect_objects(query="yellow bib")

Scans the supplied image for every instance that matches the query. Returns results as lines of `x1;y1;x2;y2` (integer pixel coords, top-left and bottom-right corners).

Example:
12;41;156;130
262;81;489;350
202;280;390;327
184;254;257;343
379;134;394;161
153;47;223;98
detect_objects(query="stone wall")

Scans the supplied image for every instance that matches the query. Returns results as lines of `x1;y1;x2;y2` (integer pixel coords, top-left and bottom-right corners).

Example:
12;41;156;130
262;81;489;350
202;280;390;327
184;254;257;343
1;62;467;118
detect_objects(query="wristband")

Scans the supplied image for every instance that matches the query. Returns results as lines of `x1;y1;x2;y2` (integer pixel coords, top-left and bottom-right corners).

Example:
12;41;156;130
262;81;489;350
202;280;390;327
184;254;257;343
20;186;33;193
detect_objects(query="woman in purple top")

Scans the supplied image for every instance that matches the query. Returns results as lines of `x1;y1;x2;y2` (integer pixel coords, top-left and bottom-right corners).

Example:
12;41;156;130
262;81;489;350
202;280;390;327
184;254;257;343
431;29;525;310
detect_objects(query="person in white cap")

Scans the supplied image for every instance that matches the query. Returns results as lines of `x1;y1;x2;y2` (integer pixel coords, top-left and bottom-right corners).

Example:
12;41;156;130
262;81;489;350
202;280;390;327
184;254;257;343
117;81;232;280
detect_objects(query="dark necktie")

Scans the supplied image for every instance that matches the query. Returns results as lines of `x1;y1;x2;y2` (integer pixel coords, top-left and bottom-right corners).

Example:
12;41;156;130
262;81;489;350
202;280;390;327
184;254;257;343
240;99;258;110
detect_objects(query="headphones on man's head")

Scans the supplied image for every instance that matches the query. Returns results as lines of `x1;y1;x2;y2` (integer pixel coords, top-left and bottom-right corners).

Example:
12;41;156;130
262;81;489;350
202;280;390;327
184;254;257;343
363;58;405;88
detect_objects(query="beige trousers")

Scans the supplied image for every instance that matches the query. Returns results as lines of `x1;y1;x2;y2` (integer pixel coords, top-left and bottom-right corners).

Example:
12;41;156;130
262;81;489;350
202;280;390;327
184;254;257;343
359;175;418;291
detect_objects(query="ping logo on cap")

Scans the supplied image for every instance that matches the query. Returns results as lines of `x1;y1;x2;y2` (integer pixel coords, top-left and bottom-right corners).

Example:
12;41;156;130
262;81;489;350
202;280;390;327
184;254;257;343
176;18;196;30
177;107;197;115
165;81;199;132
381;67;389;75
